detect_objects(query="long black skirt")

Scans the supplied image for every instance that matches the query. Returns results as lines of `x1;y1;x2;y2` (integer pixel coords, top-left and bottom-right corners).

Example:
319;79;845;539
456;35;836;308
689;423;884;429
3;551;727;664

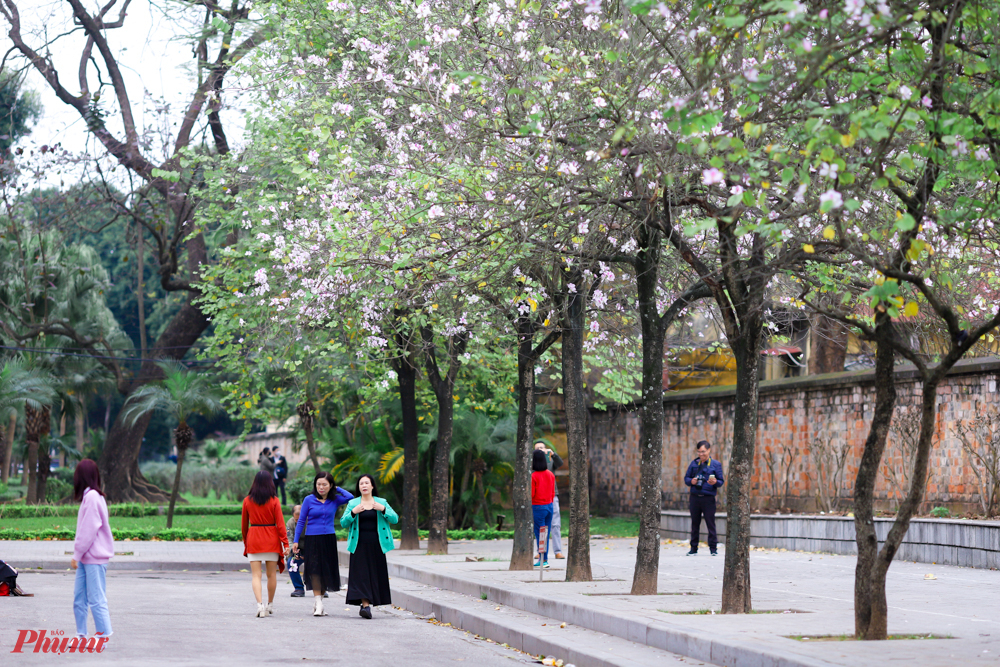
302;533;341;592
346;540;391;606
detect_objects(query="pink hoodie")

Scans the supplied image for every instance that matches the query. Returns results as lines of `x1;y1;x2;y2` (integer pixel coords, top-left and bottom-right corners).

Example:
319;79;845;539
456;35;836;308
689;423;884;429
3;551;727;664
74;487;114;565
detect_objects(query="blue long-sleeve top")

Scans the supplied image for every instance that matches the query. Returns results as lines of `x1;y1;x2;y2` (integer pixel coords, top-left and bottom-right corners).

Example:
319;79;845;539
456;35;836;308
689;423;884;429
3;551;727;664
293;488;354;543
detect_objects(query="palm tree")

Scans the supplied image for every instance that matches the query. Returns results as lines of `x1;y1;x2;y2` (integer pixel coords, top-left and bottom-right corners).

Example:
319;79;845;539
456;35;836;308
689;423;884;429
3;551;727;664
188;438;245;467
122;361;224;527
0;357;55;485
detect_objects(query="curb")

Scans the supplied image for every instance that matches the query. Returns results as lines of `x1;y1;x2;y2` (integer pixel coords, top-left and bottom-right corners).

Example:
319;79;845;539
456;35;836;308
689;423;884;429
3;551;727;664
355;549;839;667
392;586;677;667
12;561;247;572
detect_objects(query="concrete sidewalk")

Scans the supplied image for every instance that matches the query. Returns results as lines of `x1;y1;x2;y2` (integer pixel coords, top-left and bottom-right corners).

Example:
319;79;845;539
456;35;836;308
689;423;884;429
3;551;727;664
371;538;997;667
3;537;997;666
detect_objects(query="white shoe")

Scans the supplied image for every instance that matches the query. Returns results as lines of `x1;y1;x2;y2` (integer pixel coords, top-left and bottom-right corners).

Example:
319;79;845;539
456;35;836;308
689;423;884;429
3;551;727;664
265;603;273;616
256;603;266;618
313;597;327;616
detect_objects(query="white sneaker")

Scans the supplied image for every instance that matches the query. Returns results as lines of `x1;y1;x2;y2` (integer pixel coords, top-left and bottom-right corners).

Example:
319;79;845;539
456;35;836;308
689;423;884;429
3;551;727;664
313;597;327;616
256;603;266;618
265;603;273;616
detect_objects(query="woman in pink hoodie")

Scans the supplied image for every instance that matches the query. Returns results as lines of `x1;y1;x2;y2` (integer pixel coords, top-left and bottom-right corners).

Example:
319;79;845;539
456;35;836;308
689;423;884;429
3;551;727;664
71;460;113;640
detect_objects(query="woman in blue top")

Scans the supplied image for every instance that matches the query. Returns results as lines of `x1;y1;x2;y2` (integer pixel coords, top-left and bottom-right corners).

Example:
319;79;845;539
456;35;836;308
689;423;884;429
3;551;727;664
290;472;353;617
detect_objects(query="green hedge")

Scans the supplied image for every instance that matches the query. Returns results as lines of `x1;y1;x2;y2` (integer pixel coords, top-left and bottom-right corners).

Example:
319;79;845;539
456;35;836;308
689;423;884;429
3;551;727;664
0;503;293;519
0;527;516;542
0;527;246;541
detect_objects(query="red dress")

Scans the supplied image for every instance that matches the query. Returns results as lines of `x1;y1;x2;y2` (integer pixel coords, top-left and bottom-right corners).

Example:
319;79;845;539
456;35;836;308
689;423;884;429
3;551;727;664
241;496;289;573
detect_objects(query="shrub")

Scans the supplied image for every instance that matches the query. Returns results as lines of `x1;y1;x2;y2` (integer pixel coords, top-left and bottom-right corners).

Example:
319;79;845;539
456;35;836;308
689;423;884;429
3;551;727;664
0;503;291;519
930;506;951;518
46;478;74;504
140;462;258;501
0;482;23;502
286;474;315;505
0;526;516;542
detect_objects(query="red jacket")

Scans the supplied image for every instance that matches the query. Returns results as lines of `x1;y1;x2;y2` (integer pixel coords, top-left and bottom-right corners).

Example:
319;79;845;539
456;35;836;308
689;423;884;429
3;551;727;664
241;496;289;573
531;470;555;505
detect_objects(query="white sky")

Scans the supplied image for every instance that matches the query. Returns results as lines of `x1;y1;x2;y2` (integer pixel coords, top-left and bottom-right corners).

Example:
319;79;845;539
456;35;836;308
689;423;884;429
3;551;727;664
13;0;246;185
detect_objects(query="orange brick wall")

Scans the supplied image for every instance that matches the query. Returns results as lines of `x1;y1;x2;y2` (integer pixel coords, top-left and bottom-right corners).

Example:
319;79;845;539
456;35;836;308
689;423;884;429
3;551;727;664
587;358;1000;515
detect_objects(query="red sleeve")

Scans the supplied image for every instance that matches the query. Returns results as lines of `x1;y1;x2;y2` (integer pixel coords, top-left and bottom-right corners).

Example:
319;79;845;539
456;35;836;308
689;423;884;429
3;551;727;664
275;498;289;550
241;499;250;542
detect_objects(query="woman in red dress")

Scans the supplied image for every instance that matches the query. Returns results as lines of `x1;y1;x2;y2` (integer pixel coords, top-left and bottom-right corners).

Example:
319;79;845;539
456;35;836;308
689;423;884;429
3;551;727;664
242;471;289;618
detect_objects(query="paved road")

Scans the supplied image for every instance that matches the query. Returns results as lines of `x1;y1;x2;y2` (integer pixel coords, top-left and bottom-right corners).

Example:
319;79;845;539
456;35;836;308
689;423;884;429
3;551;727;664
1;570;540;666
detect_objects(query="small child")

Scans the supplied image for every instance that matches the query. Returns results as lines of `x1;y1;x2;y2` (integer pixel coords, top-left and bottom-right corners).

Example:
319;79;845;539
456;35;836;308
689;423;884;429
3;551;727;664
72;460;114;640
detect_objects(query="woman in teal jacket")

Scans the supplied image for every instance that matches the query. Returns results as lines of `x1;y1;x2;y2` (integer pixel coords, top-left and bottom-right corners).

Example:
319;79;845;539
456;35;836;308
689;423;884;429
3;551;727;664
341;473;398;619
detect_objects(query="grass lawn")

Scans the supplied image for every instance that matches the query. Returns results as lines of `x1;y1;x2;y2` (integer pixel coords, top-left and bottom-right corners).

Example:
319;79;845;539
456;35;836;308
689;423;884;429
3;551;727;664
581;516;639;538
177;491;239;505
4;512;639;537
1;515;251;532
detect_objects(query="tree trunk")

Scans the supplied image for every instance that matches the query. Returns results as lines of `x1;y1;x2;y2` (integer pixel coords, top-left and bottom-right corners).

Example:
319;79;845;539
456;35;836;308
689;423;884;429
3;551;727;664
631;226;665;595
37;445;52;503
396;340;422;550
859;364;942;639
563;275;593;582
457;448;474;528
167;445;188;529
720;321;764;613
136;222;148;357
99;301;210;502
298;402;322;474
427;391;455;554
854;322;897;638
25;443;37;503
808;313;849;375
59;411;67;468
511;318;539;570
477;472;493;528
422;330;468;555
0;411;15;484
76;411;85;454
25;404;50;504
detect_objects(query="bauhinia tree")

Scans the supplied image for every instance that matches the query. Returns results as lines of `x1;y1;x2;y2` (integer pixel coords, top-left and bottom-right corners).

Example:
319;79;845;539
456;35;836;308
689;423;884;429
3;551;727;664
782;0;1000;638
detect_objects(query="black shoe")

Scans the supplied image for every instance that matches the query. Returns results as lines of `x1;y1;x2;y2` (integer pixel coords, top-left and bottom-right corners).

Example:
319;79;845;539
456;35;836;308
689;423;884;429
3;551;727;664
360;606;372;619
686;549;698;556
323;593;329;598
291;589;305;597
710;550;718;556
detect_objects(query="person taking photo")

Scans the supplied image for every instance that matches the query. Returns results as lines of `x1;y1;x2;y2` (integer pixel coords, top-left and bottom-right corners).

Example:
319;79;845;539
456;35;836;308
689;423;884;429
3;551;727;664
683;440;725;556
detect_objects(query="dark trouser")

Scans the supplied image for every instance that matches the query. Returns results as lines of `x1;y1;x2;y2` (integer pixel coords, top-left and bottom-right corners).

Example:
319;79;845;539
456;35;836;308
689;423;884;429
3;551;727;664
689;494;717;551
276;479;286;505
289;556;304;591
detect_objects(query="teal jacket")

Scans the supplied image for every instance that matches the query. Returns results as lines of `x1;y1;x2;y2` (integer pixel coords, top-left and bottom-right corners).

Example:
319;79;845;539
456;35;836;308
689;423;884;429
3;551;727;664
340;496;398;554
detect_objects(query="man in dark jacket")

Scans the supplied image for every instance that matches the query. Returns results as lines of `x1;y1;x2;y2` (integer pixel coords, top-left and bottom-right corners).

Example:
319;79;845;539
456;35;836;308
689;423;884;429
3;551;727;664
272;447;288;505
684;440;725;556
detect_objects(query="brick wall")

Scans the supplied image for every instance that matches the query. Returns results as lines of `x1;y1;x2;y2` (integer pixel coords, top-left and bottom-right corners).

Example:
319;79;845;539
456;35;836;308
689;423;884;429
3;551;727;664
587;358;1000;515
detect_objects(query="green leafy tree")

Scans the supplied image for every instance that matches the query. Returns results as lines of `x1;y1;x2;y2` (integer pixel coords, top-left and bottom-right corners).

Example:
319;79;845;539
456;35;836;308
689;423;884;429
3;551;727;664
0;356;55;484
122;362;224;527
0;0;268;501
0;72;40;154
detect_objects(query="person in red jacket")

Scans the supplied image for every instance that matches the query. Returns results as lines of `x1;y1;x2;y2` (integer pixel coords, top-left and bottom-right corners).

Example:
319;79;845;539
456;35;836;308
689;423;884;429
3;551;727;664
242;471;289;618
531;449;556;568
